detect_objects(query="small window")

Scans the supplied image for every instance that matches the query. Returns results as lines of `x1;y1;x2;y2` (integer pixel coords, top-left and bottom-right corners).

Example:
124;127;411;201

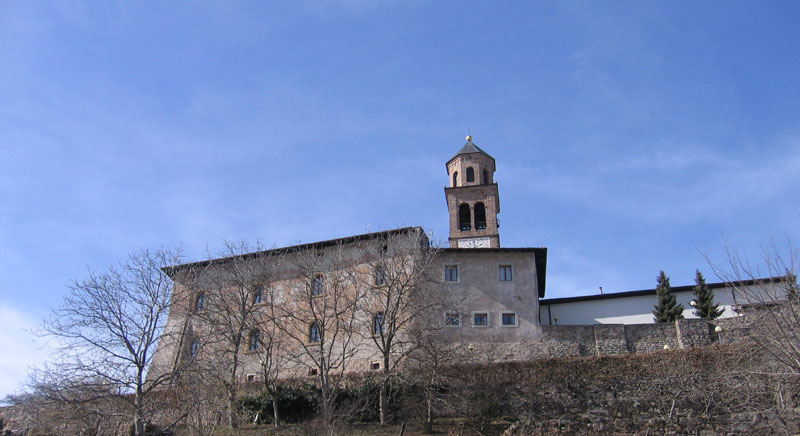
482;169;488;185
373;312;385;335
248;330;260;351
370;361;381;370
195;293;206;312
190;339;200;357
375;265;386;285
309;323;321;344
466;167;475;183
453;171;458;187
499;265;513;282
253;286;263;304
502;313;517;327
473;312;488;327
444;265;458;282
445;312;461;326
309;368;318;376
246;374;256;382
312;274;324;295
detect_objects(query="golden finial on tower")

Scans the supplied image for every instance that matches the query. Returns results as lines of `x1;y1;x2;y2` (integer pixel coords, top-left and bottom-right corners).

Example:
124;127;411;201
466;135;472;142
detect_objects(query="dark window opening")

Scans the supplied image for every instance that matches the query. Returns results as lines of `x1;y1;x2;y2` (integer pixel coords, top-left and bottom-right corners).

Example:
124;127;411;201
466;167;475;183
309;323;321;343
373;312;385;335
499;265;513;282
190;339;200;357
253;286;263;304
444;265;458;282
375;265;386;285
473;313;488;326
312;274;324;295
195;293;206;312
458;204;471;231
453;171;458;187
474;202;487;230
309;368;318;376
502;313;517;326
248;331;260;351
482;169;488;185
246;374;256;382
446;312;460;326
371;362;381;370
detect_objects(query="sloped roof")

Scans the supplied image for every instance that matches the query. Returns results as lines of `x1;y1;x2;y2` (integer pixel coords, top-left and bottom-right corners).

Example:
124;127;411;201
163;227;425;275
446;139;495;166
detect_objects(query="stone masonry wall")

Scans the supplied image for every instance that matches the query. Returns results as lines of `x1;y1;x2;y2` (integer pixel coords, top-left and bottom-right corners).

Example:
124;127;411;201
534;318;738;358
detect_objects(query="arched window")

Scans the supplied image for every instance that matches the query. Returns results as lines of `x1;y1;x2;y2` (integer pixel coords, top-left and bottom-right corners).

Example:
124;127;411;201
253;286;263;304
452;171;458;187
373;312;385;335
312;274;324;295
474;202;487;230
482;169;488;185
248;330;260;351
375;265;386;285
190;338;200;357
195;292;206;312
466;167;475;183
459;204;471;231
309;323;321;344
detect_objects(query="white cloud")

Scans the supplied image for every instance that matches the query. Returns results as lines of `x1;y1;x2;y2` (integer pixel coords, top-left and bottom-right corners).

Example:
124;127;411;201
0;303;50;401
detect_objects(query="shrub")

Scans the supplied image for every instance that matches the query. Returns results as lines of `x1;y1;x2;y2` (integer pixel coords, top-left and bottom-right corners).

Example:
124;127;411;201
238;384;319;424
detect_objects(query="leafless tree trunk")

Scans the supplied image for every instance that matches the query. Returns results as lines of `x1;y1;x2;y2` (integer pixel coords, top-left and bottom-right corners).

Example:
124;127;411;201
705;239;800;424
32;248;187;436
272;239;363;432
353;228;442;425
187;240;284;430
406;330;466;434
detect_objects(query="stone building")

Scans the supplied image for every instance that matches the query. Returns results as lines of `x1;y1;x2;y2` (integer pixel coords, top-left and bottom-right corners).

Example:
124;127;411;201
149;136;789;381
148;137;547;381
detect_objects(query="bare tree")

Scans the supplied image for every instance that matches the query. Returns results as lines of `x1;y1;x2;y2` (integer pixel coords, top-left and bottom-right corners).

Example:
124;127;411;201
33;248;185;436
188;240;284;429
406;330;466;434
253;287;296;429
272;240;363;431
354;228;441;425
706;239;800;373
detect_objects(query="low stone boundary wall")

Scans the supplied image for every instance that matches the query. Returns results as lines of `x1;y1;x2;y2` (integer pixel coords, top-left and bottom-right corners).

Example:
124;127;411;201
533;318;746;357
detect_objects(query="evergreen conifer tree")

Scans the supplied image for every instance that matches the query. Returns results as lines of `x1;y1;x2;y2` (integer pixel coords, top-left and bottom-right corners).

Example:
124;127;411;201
653;270;684;322
692;270;724;320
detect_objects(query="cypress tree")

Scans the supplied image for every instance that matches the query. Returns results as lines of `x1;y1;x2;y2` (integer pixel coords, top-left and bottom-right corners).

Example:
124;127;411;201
692;270;724;320
653;270;684;322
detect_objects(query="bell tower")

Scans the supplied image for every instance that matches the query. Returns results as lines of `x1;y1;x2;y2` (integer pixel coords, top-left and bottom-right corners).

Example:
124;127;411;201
444;136;500;248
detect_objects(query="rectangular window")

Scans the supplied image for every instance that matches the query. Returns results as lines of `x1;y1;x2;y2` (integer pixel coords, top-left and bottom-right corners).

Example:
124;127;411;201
373;312;385;335
445;312;461;326
444;265;458;282
473;312;488;327
370;361;381;370
502;312;517;327
499;265;513;282
312;274;324;295
246;374;256;382
375;265;386;285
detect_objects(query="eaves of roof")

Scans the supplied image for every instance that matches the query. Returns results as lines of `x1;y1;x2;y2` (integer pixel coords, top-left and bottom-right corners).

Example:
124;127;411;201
163;226;425;276
539;277;786;305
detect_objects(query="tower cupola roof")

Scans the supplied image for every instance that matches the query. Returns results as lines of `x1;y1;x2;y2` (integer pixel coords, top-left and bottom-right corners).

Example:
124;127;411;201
447;136;495;166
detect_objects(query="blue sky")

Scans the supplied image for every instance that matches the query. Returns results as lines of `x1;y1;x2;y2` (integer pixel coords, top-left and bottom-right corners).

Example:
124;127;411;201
1;1;799;398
